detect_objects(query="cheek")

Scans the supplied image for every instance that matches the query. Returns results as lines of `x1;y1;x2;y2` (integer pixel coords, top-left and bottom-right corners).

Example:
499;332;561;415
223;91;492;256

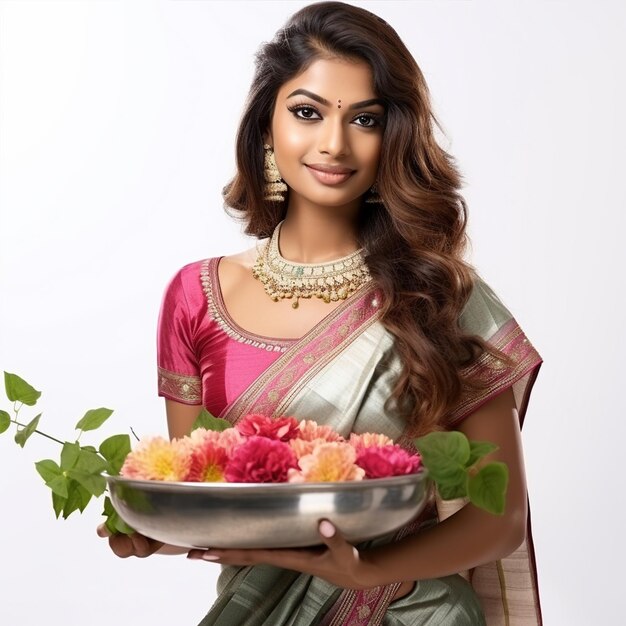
273;113;308;150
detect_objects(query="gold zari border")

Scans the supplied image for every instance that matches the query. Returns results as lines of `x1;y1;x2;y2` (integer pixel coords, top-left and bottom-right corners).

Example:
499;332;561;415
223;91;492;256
158;366;202;404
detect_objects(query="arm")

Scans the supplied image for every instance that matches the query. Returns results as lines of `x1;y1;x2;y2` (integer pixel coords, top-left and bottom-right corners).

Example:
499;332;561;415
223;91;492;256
187;384;530;592
359;385;528;586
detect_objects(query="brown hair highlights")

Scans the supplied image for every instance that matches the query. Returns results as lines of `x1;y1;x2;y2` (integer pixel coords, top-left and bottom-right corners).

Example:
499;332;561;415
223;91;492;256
222;1;512;436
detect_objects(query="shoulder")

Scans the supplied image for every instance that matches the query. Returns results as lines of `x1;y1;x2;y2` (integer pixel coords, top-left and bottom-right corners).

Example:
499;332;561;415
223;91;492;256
458;271;514;339
215;240;268;293
163;242;266;295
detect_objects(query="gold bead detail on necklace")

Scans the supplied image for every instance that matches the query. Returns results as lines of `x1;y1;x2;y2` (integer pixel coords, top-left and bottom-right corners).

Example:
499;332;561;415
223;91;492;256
252;220;372;308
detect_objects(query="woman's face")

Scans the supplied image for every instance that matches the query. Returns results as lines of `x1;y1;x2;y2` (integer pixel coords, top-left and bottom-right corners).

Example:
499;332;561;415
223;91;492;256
264;56;385;211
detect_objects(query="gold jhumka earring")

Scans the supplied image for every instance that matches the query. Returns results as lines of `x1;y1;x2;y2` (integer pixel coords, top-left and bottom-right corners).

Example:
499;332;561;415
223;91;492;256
263;144;288;202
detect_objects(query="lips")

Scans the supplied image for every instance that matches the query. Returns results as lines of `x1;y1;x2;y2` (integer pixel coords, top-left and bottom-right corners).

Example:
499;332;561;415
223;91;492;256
306;163;355;174
305;164;355;185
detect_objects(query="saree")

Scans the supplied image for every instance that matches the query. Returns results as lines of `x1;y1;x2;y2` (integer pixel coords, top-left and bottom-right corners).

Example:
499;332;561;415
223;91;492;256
157;255;544;626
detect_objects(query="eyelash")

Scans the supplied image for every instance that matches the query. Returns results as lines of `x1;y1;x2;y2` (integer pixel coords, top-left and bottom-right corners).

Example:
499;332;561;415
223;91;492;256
286;103;382;128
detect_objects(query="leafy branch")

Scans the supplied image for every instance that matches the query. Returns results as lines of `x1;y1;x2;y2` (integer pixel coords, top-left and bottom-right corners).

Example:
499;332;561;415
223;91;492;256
1;371;133;534
414;431;509;515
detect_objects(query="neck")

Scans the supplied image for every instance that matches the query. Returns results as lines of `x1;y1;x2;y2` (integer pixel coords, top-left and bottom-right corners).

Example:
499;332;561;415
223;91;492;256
278;201;361;264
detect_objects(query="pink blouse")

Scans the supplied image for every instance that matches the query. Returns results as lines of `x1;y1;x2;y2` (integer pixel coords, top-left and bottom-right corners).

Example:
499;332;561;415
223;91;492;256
156;257;299;417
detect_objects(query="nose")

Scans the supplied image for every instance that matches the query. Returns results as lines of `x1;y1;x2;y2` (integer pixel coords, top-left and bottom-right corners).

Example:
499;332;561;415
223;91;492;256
318;116;350;158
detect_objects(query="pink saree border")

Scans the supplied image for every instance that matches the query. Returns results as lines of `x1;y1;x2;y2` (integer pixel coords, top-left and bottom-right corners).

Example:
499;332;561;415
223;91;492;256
219;282;383;426
446;317;543;426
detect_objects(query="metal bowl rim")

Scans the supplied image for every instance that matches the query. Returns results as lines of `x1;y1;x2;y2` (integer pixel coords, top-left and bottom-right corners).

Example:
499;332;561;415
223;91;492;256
105;468;430;494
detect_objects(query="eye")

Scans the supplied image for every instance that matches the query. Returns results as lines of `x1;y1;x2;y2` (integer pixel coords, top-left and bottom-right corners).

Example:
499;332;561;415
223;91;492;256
287;104;322;121
354;114;381;128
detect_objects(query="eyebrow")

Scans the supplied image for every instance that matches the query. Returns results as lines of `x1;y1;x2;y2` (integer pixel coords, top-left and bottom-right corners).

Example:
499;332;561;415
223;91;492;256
286;88;385;110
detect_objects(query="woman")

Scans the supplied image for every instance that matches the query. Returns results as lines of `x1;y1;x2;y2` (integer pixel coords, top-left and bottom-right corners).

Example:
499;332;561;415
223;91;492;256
99;2;543;624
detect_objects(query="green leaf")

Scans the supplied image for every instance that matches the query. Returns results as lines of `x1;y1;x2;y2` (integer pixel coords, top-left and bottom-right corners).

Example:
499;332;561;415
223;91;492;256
67;469;106;497
192;408;230;432
4;372;41;406
60;442;81;471
414;431;470;484
0;410;10;434
437;477;469;500
74;448;108;475
75;407;113;432
47;475;70;499
34;459;69;498
35;459;62;483
62;480;92;518
103;496;134;535
52;491;66;519
467;440;499;467
14;413;41;447
468;462;509;515
99;434;131;475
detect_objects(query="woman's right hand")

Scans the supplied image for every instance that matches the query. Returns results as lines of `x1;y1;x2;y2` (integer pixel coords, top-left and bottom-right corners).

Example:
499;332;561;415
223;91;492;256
97;523;164;558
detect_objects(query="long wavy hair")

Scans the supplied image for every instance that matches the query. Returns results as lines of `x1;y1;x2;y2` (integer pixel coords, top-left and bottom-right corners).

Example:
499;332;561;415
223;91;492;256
222;1;513;436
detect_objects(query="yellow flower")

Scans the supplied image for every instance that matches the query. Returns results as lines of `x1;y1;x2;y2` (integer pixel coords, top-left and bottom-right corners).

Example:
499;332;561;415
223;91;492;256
121;436;190;481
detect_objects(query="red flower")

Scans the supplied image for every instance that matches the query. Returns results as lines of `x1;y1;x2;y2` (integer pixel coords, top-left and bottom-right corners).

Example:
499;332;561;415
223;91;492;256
355;445;422;479
225;436;298;483
236;414;300;442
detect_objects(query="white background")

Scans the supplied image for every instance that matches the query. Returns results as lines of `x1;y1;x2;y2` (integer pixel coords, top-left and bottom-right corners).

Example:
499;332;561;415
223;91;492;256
1;1;624;624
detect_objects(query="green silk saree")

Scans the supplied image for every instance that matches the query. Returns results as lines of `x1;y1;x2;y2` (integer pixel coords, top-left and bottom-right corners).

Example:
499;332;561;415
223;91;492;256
197;274;543;626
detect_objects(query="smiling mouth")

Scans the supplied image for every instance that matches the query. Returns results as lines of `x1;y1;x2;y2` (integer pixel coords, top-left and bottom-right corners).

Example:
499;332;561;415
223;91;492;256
305;164;356;185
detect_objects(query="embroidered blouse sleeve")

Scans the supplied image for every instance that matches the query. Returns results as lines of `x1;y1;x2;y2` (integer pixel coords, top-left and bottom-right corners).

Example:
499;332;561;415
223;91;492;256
446;274;543;427
156;268;202;405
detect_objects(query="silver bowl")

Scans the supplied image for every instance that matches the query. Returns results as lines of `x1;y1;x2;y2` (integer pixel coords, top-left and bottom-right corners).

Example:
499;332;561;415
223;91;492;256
106;470;431;549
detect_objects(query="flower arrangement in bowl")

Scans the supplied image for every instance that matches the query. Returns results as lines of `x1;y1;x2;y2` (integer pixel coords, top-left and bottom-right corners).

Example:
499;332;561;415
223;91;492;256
1;372;509;548
108;413;429;548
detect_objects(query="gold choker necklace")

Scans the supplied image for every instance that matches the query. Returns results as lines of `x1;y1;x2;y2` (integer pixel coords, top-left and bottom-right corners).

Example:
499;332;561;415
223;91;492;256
252;220;372;309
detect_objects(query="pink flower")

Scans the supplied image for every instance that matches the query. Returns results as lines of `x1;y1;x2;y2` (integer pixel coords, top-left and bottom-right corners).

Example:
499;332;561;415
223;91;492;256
349;432;395;450
120;436;191;481
288;442;365;483
236;414;300;442
184;440;229;482
188;426;243;454
297;419;343;442
355;445;422;479
217;428;244;453
225;436;298;483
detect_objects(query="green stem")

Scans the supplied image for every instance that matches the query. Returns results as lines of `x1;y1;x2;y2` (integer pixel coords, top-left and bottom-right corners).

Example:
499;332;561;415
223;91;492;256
10;419;64;446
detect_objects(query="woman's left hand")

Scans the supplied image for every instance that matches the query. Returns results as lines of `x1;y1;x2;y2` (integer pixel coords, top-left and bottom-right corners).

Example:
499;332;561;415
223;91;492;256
187;519;375;590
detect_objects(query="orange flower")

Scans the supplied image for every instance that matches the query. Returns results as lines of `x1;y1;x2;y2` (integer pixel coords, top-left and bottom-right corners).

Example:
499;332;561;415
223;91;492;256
120;436;191;481
185;440;229;482
288;442;365;483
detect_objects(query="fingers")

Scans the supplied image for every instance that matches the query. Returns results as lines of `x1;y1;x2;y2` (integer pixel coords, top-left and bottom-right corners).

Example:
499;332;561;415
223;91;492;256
129;533;162;558
318;519;352;556
109;534;135;558
96;523;111;538
97;526;162;559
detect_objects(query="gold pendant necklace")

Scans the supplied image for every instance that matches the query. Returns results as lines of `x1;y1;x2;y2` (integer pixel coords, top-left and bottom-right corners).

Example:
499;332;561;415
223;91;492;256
252;220;372;309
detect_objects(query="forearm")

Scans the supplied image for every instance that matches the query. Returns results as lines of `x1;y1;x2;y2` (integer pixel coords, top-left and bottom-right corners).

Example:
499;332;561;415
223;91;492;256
359;499;527;587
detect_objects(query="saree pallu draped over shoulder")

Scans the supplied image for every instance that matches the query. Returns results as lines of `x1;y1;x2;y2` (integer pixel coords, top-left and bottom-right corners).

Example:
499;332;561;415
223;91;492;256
196;277;544;626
